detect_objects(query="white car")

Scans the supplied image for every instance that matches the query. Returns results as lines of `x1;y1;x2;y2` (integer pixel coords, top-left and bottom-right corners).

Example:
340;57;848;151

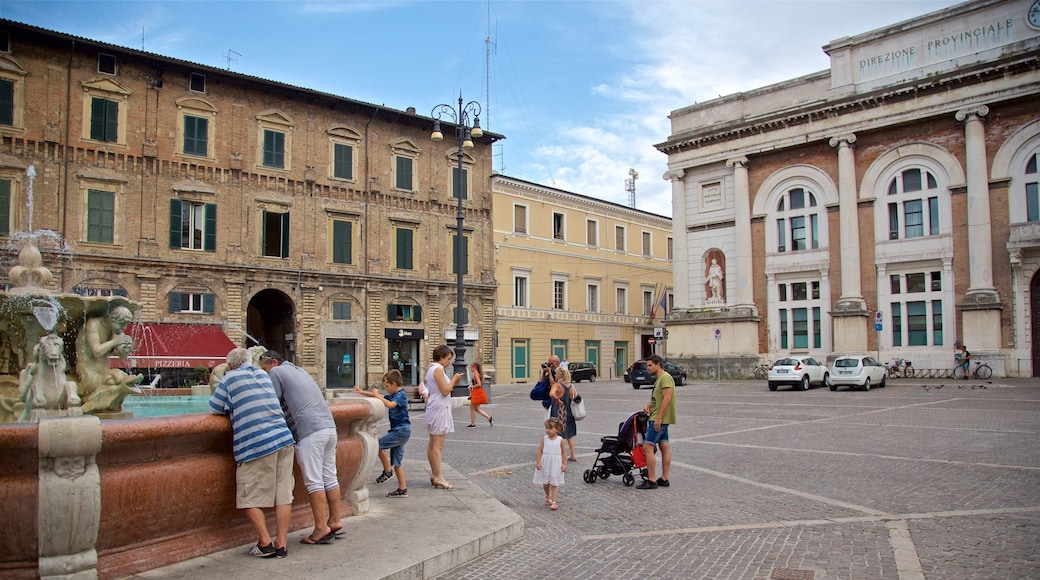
767;356;829;391
829;355;887;391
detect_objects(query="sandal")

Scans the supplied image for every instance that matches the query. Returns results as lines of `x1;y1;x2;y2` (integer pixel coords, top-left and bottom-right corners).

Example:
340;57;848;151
549;501;558;510
431;477;454;490
545;496;552;506
300;532;334;545
387;488;409;497
375;470;393;484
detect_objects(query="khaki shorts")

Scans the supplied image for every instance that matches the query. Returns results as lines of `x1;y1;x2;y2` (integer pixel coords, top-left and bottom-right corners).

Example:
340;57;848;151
236;445;295;509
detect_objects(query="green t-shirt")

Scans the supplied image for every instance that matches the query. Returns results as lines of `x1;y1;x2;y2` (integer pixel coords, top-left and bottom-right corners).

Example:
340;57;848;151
648;371;677;425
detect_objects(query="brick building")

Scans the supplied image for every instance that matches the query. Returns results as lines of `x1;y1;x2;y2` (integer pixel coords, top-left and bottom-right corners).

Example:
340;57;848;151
0;20;499;389
657;0;1040;377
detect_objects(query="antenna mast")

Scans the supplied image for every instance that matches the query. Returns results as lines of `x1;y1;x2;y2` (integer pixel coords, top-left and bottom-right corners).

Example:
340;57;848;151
224;49;241;71
626;168;639;208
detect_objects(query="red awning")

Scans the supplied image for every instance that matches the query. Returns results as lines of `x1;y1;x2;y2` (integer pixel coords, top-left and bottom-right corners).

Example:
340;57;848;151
109;324;237;369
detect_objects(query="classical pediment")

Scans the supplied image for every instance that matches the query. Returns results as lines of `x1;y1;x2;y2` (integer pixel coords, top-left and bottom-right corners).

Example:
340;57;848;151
80;77;132;95
0;54;28;76
175;96;218;113
327;125;361;141
389;137;421;155
256;109;294;127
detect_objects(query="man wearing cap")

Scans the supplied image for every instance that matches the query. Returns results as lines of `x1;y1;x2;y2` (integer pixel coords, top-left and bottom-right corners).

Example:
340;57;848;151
259;350;343;544
209;347;295;558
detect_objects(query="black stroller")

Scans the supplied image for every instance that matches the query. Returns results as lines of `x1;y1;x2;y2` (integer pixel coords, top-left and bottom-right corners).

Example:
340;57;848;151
583;411;649;486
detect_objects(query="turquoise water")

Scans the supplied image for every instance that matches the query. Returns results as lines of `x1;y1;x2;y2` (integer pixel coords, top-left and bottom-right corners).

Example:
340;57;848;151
123;395;212;417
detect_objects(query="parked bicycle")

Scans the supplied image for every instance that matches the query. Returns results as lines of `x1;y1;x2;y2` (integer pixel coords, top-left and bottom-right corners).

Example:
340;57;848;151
954;360;993;380
885;358;914;378
753;362;769;380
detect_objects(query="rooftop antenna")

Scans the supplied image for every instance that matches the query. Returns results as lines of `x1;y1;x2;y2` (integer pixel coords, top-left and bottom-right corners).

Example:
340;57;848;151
224;49;241;71
625;168;639;208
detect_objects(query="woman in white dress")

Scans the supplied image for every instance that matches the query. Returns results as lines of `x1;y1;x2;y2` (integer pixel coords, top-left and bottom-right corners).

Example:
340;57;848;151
424;344;462;489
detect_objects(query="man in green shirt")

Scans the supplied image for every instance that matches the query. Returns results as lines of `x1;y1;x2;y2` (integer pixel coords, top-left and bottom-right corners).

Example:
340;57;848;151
638;354;676;489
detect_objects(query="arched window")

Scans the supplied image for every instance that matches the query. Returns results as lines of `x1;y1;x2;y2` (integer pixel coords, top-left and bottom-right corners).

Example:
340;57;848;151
886;168;940;239
1025;151;1039;222
775;187;819;253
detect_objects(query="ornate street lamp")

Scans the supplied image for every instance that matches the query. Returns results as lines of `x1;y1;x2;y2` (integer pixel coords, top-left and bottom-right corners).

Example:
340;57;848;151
431;95;482;395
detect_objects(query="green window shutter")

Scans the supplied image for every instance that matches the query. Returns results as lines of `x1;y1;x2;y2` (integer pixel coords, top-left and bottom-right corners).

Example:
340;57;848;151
204;203;217;252
169;199;182;248
203;293;215;314
168;292;182;313
0;179;10;236
395;156;412;190
90;98;105;140
104;99;118;142
332;220;352;264
263;130;285;168
0;79;13;126
280;212;290;258
184;116;208;156
396;228;413;270
414;305;422;322
387;303;396;320
334;144;352;179
87;190;114;243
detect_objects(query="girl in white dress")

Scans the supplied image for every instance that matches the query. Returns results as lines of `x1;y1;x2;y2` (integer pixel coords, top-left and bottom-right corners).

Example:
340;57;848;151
534;418;568;510
424;345;462;489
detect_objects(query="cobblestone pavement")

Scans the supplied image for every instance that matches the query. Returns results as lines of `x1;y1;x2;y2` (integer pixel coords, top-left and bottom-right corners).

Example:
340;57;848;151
399;377;1040;579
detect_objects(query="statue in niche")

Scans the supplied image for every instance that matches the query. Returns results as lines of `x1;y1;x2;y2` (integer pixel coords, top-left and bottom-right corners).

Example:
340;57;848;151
706;257;725;305
76;305;143;414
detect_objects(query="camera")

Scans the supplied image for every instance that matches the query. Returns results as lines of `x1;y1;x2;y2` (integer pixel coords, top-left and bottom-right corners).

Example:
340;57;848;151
541;362;550;370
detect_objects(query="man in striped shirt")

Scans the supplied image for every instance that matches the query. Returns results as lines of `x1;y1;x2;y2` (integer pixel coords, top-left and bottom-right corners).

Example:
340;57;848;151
210;347;296;558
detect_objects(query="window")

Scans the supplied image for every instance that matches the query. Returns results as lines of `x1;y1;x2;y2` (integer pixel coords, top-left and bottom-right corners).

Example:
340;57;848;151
333;143;354;180
332;301;351;320
615;225;625;252
331;218;353;265
552;212;564;240
0;78;12;126
666;237;673;260
888;270;945;347
0;178;9;236
97;53;116;75
452;166;468;200
642;231;651;256
774;187;820;252
643;290;653;316
587;283;599;313
262;129;285;168
395;227;414;270
86;189;115;244
615;286;627;315
0;30;9;53
451;233;469;275
553;279;566;310
72;286;128;297
169;199;216;251
90;97;118;142
1027;152;1039;222
776;277;824;350
393;156;412;191
514;274;529;308
586;219;598;246
261;210;289;258
387;303;421;322
169;292;215;314
887;168;940;239
183;115;208;156
453;307;469;325
189;73;206;93
514;205;527;234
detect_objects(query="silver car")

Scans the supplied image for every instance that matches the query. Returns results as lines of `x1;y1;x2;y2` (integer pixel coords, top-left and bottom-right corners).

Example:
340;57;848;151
829;355;887;391
767;356;829;391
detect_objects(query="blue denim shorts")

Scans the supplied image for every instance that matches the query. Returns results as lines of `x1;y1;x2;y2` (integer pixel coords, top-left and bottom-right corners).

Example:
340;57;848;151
645;421;670;446
379;428;411;466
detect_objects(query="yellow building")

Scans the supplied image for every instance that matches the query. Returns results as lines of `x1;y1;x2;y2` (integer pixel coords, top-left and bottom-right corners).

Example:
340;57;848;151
491;175;673;382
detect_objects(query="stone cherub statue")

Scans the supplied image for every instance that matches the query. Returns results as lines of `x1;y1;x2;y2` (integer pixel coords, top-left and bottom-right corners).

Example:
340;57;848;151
17;333;82;422
75;305;143;414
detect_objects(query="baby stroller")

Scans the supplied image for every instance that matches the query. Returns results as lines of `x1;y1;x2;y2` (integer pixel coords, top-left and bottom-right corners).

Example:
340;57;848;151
583;411;649;486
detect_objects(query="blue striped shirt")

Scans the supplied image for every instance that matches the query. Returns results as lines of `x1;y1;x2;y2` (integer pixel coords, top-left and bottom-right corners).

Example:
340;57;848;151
210;362;295;465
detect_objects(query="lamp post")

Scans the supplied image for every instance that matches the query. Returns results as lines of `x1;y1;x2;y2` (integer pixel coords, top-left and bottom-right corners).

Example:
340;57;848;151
431;95;483;396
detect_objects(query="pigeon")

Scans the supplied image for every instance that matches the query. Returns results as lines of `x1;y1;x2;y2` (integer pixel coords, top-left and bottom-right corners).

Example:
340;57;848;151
922;385;931;391
935;384;944;389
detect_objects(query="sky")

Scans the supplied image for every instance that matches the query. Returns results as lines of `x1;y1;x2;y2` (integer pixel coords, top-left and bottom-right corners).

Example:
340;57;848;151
0;0;964;217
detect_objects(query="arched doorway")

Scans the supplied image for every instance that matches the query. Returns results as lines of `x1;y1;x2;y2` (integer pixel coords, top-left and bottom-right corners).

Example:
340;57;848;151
1029;270;1040;377
247;289;296;361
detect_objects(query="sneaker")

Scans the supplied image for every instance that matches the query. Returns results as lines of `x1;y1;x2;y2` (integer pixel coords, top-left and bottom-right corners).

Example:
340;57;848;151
387;488;409;497
636;480;658;490
248;543;276;558
375;470;393;484
656;478;670;487
274;546;288;558
466;424;477;428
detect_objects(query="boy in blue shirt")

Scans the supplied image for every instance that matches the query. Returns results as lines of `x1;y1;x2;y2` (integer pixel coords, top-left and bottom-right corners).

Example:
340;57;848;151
354;369;410;497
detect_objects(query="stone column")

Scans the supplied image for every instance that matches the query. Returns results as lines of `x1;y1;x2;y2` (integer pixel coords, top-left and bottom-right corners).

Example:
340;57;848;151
955;105;1001;353
829;134;869;353
665;169;689;309
38;415;102;580
726;157;754;307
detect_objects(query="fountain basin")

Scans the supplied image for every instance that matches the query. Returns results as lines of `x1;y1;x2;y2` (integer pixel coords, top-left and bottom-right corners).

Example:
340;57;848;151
0;398;382;578
121;394;212;417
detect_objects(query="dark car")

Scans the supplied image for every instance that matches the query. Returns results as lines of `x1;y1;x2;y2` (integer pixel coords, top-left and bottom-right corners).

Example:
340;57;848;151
630;359;687;389
567;361;597;382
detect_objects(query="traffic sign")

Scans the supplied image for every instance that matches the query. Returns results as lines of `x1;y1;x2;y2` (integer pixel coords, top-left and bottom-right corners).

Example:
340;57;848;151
654;327;663;338
875;311;883;322
648;338;655;345
714;328;721;340
875;322;883;331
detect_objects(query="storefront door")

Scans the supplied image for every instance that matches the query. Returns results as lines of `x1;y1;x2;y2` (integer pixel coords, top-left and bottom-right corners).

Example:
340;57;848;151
325;339;357;389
